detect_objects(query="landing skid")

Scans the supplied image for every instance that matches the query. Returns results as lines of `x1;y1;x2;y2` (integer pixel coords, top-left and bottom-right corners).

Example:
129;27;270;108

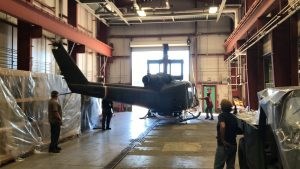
139;110;156;119
178;111;201;122
139;109;201;122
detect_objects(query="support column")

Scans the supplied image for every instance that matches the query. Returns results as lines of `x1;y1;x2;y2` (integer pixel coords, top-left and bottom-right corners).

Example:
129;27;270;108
272;15;298;86
17;20;31;71
162;44;169;74
246;42;264;109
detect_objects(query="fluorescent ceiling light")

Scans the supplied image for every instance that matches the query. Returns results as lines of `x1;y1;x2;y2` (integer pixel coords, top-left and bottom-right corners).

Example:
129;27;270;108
137;10;146;17
105;3;113;12
209;6;218;14
165;0;170;9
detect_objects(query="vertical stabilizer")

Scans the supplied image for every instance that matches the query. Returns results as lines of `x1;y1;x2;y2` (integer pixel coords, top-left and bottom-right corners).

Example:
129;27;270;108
52;43;88;85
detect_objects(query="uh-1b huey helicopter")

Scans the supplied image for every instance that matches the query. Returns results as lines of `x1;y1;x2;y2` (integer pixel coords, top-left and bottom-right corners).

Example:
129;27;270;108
51;42;201;122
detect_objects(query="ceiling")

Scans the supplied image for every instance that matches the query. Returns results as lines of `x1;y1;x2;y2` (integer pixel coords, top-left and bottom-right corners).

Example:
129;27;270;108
78;0;242;26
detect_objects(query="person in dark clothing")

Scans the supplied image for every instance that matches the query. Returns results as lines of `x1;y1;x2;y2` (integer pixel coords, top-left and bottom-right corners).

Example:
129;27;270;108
200;93;214;120
214;99;239;169
48;90;62;153
102;98;113;130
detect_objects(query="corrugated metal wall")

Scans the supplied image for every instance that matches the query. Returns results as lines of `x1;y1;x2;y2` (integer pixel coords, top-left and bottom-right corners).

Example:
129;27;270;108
0;0;100;82
76;4;99;82
32;36;56;73
0;21;17;69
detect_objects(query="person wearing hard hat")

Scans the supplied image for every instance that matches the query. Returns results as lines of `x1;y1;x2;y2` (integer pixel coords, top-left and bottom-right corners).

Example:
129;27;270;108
214;99;239;169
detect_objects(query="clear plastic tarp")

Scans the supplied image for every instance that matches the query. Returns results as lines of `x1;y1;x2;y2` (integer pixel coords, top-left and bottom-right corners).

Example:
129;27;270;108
81;96;101;132
257;87;300;169
0;68;81;165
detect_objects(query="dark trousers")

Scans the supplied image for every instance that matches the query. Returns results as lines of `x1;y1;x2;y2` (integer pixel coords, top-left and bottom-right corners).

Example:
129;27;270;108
205;107;213;118
49;123;61;151
214;144;237;169
102;111;112;129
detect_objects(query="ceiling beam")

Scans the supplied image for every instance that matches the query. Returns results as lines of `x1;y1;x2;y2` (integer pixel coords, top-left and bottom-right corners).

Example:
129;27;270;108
0;0;112;56
104;0;130;25
217;0;226;21
224;0;275;53
75;0;109;26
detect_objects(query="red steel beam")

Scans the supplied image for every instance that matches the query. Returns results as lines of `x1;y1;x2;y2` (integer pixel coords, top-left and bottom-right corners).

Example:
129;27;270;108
224;0;275;53
0;0;112;57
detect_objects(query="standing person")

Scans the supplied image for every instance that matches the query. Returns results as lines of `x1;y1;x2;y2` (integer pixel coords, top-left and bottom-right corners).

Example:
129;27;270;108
102;98;113;130
200;93;214;120
214;99;238;169
48;90;62;153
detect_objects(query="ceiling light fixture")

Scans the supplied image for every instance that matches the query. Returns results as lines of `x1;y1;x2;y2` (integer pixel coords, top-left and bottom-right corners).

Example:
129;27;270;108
105;3;113;12
209;6;218;14
137;10;146;17
209;0;218;14
165;0;170;9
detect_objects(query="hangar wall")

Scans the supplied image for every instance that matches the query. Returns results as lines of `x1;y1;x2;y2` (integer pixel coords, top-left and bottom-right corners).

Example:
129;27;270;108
76;3;99;82
0;0;234;109
0;0;101;82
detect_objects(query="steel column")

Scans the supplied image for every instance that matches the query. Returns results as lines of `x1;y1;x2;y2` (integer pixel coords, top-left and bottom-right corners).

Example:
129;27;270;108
246;42;264;110
17;20;31;71
0;0;112;56
272;16;298;87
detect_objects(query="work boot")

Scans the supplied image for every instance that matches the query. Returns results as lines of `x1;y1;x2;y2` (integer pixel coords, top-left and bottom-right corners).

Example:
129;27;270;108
49;149;60;153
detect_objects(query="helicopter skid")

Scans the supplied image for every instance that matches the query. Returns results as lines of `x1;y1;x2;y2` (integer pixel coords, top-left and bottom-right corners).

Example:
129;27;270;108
140;110;201;122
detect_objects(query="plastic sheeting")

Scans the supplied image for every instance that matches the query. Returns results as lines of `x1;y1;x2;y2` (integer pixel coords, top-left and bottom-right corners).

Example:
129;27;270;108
257;87;300;169
81;96;101;132
0;68;81;164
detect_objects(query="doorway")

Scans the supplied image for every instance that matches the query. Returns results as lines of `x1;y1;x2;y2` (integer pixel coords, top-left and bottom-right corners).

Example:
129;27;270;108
131;49;189;113
202;85;216;112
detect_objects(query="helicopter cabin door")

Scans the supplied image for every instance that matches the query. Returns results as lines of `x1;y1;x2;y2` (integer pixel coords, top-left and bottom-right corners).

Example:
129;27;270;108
202;85;216;113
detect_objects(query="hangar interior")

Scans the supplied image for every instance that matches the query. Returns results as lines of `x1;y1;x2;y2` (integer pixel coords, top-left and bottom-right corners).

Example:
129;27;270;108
0;0;299;168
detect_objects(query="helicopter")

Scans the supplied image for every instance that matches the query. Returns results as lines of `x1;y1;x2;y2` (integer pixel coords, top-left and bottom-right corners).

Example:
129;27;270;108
51;42;201;122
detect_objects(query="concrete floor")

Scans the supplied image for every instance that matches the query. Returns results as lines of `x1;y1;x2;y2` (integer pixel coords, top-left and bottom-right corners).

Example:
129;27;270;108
1;111;239;169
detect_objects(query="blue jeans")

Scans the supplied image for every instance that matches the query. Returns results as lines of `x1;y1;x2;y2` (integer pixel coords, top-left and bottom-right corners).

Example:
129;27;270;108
214;144;237;169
